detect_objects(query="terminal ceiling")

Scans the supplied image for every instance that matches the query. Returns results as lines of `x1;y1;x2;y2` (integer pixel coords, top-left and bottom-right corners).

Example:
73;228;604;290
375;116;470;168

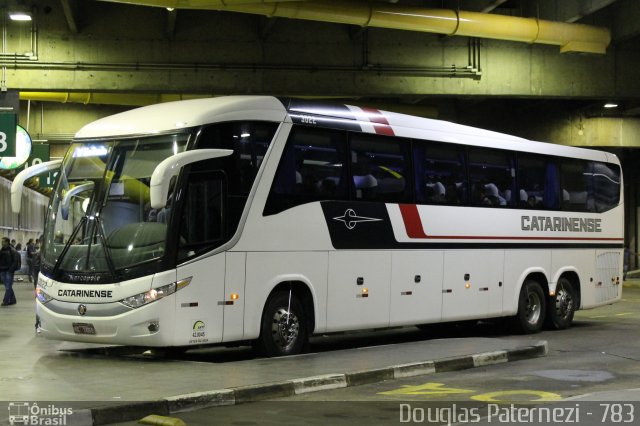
4;0;640;145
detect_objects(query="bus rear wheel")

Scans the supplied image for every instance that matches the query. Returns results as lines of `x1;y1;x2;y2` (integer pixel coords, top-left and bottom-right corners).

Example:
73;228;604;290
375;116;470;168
257;291;307;357
512;279;546;334
545;277;576;330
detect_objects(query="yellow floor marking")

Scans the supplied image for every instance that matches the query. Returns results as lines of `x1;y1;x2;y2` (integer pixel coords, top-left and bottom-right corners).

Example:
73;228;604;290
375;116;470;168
471;390;562;403
138;415;186;426
378;382;475;397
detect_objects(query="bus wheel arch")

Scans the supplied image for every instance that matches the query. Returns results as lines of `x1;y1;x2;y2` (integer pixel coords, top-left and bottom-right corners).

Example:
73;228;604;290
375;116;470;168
512;274;547;334
255;281;314;357
545;272;579;330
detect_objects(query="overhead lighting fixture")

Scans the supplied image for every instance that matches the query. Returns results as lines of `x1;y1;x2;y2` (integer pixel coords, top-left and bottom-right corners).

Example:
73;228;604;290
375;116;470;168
8;10;32;21
604;103;618;108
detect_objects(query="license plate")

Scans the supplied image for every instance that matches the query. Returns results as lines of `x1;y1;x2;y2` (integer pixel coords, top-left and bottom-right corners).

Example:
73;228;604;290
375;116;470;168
72;322;96;335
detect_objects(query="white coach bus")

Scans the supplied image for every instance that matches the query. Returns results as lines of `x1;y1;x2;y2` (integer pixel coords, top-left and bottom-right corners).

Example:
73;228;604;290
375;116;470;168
12;96;623;356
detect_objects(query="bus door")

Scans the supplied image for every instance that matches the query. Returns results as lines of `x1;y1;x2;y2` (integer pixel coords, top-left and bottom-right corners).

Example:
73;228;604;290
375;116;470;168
441;250;504;321
173;169;228;346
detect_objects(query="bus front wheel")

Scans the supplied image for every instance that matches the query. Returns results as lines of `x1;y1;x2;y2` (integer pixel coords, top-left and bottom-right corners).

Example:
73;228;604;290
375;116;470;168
545;277;576;330
257;291;307;357
512;279;546;334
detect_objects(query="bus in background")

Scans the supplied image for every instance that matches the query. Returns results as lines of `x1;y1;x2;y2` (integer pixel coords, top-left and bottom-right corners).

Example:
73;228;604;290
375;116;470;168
12;96;623;357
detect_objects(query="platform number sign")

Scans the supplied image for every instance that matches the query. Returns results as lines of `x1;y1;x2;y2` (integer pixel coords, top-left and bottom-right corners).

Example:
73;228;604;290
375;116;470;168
41;170;59;188
21;143;50;170
0;113;17;157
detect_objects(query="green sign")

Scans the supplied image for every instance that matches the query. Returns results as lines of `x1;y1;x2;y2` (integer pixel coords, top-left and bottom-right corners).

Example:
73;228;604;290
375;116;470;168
15;143;57;188
22;144;50;169
40;170;59;188
23;144;57;188
0;113;17;157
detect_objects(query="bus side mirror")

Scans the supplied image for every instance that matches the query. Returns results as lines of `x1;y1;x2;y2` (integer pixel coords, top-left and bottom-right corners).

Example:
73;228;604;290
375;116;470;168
149;149;233;209
61;181;95;220
11;159;63;214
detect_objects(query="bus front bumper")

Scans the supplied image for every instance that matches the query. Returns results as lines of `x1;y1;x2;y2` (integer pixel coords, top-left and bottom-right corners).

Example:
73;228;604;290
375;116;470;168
36;296;176;347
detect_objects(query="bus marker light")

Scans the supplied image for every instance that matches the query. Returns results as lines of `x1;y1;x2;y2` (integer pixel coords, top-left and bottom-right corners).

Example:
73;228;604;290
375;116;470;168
357;288;369;298
465;283;471;289
231;293;239;300
177;277;192;290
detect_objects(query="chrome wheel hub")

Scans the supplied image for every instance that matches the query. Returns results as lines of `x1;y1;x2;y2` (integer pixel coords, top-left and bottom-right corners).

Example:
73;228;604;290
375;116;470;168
555;288;574;319
271;308;300;351
525;290;542;325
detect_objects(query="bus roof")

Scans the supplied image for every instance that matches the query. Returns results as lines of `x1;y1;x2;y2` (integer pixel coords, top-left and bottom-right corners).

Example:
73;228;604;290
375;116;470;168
74;96;288;139
74;96;616;164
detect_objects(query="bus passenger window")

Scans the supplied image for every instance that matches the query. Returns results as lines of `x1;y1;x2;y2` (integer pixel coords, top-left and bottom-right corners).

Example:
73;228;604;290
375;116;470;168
561;160;593;212
468;148;515;208
517;154;559;210
349;133;410;203
592;162;621;212
264;126;348;215
413;142;466;206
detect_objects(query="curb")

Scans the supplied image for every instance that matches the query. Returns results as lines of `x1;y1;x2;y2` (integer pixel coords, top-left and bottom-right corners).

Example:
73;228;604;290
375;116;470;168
82;340;547;425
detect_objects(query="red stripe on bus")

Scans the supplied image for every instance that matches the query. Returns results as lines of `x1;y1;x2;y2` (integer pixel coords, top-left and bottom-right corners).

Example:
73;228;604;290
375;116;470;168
399;204;428;238
396;204;623;242
361;107;395;136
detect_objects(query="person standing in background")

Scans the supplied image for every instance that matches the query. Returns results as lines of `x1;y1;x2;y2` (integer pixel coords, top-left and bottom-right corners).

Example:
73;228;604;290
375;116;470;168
26;239;36;283
1;237;20;306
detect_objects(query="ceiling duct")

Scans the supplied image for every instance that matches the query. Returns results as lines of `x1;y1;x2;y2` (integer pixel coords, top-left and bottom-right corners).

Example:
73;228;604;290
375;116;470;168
99;0;611;54
19;92;207;106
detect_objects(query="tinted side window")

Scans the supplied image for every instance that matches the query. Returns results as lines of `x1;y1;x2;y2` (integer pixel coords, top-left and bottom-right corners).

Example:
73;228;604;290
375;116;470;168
591;162;621;212
561;159;594;212
517;154;560;210
196;121;278;196
468;148;515;207
349;133;411;203
196;121;278;230
414;142;467;205
264;126;348;215
177;170;225;261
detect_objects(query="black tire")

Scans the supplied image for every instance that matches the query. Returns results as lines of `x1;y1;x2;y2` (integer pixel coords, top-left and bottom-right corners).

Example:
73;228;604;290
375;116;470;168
257;291;307;357
512;279;546;334
544;277;576;330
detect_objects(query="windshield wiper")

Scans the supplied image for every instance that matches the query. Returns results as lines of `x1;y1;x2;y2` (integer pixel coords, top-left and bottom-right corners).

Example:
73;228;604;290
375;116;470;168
94;214;118;280
52;215;118;282
52;216;87;275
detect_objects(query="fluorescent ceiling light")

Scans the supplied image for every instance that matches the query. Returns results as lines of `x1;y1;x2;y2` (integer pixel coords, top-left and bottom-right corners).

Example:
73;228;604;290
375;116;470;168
9;11;32;21
604;103;618;108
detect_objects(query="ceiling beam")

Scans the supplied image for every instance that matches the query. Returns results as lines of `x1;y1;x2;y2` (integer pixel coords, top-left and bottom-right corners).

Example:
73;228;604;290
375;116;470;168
554;0;618;23
60;0;79;34
612;0;640;42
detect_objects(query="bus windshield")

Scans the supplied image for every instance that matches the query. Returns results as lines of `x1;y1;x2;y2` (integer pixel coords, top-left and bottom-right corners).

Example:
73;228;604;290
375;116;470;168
42;133;190;282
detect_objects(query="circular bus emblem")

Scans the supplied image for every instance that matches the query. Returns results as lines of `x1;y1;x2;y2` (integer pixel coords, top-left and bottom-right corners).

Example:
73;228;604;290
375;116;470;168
78;304;87;316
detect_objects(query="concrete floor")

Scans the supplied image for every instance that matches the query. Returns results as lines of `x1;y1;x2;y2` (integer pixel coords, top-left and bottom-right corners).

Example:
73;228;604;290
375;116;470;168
0;277;552;425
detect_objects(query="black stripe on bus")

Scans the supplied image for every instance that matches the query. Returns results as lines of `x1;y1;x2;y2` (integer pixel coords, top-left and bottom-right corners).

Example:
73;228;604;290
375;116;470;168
320;201;623;251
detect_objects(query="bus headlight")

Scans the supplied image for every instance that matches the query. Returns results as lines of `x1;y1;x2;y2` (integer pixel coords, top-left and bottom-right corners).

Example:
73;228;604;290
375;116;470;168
119;277;191;309
35;287;53;304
